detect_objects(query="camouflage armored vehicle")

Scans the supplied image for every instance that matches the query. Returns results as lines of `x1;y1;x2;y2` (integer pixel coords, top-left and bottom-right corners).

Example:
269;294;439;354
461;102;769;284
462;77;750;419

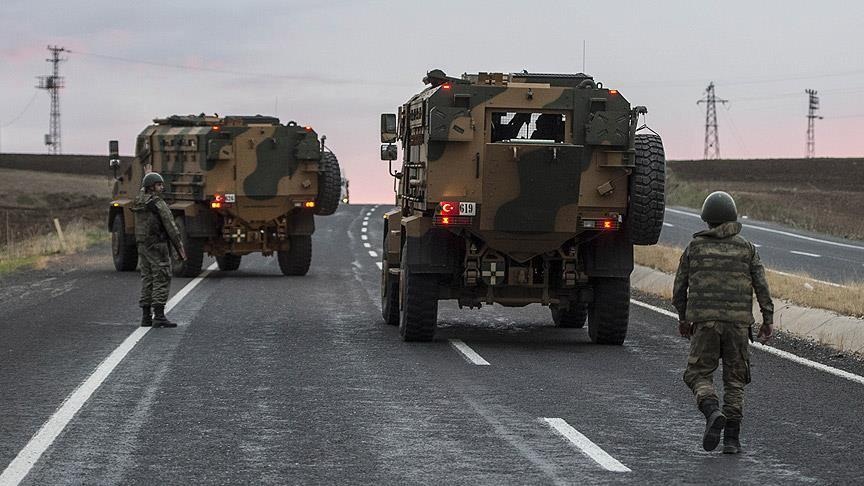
108;114;341;277
379;70;665;344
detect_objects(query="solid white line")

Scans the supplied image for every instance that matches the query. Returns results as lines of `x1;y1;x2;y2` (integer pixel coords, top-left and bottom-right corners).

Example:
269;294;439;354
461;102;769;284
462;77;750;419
368;250;378;258
542;418;630;473
790;250;821;258
375;262;383;270
448;339;491;365
363;242;371;248
629;298;864;386
666;208;864;251
766;268;846;288
0;263;218;486
361;234;368;241
662;222;675;227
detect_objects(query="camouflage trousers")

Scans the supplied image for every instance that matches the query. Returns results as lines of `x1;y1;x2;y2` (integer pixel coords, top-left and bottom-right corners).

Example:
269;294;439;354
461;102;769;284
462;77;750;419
138;241;172;307
683;321;752;420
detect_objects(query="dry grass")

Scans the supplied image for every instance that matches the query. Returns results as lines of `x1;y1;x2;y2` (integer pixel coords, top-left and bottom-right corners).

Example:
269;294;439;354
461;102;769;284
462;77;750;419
635;244;864;318
0;219;107;274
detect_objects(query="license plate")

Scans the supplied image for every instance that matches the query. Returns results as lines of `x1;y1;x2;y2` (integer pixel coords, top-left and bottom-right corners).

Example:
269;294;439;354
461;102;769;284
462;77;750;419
225;193;236;203
459;202;476;216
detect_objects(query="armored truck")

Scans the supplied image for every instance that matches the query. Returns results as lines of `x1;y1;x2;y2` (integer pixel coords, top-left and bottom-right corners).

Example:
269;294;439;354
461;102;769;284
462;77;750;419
108;114;341;277
379;70;665;344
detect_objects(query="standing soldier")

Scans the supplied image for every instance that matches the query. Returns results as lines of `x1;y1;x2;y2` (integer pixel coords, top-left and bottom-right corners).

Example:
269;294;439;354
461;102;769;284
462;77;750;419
132;172;186;328
673;191;774;454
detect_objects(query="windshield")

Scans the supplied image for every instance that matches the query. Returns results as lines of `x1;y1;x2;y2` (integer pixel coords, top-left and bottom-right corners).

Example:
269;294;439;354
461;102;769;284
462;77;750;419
489;111;567;143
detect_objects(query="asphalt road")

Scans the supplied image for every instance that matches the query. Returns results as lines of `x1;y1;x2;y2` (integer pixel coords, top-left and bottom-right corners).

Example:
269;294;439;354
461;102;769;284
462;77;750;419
661;207;864;284
2;204;864;485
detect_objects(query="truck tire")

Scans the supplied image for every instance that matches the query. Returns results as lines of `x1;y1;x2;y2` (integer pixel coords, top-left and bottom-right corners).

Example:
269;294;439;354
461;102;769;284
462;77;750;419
381;227;400;326
551;303;587;329
111;213;138;272
172;215;205;277
277;235;312;276
627;133;666;245
216;253;242;271
587;277;630;345
314;151;341;216
398;241;438;341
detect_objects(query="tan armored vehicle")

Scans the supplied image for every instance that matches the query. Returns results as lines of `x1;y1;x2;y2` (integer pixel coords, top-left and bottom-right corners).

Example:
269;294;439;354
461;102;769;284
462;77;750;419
108;114;341;276
379;70;665;344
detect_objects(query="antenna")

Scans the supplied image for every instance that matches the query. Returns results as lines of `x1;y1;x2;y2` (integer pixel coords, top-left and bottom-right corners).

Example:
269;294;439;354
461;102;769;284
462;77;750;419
696;82;728;159
36;45;67;155
805;89;822;158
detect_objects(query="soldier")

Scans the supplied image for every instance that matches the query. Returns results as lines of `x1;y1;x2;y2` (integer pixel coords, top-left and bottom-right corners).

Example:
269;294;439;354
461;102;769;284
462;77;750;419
131;172;186;328
672;191;774;454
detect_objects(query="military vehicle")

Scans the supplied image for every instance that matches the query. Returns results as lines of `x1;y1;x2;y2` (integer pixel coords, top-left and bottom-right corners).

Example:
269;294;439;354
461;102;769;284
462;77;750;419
379;70;665;344
108;114;341;277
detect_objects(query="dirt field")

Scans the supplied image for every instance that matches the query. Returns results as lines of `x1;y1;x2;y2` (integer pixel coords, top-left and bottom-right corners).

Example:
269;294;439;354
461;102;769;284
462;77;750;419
0;168;112;245
668;158;864;240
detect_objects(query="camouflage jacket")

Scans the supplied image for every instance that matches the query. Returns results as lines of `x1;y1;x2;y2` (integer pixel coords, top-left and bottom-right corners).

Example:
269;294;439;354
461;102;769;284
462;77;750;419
131;189;183;250
672;221;773;325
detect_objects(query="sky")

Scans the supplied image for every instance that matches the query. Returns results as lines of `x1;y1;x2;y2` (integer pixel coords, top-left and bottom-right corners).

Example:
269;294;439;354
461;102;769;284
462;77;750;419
1;0;862;203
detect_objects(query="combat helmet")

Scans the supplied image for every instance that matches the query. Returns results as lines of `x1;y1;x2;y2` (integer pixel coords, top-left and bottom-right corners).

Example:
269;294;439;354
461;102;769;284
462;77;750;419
142;172;165;190
700;191;738;225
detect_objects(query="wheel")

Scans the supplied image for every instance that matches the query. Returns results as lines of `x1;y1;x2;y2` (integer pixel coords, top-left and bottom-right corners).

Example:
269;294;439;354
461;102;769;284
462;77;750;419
171;215;204;277
314;151;341;216
398;240;438;342
380;226;400;326
551;303;587;328
277;235;312;276
587;277;630;345
216;253;242;271
111;213;137;271
627;133;666;245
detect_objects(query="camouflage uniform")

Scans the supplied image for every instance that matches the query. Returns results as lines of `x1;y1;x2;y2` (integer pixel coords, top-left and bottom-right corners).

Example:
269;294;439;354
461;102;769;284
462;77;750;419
673;221;774;421
131;188;182;308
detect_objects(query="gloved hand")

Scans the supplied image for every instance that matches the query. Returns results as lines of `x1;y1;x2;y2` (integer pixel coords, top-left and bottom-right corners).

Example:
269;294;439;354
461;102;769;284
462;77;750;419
678;320;693;339
177;247;188;262
757;322;773;344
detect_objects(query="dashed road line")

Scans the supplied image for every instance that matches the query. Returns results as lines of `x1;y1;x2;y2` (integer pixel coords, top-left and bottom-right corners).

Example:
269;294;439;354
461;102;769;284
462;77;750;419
368;250;378;258
375;262;383;270
542;418;631;473
361;234;368;241
361;227;367;233
363;243;371;249
790;250;821;258
448;339;491;365
662;222;674;228
0;263;218;486
629;298;864;386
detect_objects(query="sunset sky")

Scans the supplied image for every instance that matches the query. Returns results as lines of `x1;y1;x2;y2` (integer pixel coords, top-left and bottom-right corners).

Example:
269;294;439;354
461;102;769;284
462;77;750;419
1;0;862;203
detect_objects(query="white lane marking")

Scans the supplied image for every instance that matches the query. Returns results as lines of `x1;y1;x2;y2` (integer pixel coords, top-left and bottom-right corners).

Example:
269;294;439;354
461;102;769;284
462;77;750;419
368;251;378;258
361;227;367;233
362;221;368;227
361;234;368;241
375;261;383;270
363;242;371;249
0;263;218;486
766;269;847;288
363;216;370;222
790;250;822;258
448;339;491;365
666;208;864;251
542;418;631;473
629;298;864;386
662;222;675;228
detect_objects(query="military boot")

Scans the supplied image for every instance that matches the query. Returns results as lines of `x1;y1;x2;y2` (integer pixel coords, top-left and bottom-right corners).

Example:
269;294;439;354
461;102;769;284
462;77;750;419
151;305;177;328
140;305;152;327
723;420;742;454
698;398;726;451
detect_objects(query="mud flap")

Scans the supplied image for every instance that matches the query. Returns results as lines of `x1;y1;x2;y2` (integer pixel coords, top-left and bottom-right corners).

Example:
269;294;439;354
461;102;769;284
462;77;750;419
403;228;461;275
581;228;634;278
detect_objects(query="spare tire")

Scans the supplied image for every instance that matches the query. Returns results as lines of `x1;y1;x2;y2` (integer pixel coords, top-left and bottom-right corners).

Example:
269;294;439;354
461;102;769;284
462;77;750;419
627;133;666;245
315;151;341;216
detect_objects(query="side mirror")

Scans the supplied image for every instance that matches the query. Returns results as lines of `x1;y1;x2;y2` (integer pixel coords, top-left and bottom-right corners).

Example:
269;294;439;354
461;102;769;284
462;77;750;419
380;113;397;143
108;140;120;169
380;144;398;161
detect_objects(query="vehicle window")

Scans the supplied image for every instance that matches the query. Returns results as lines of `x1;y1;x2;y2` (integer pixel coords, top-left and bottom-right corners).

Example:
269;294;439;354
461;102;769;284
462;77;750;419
490;112;566;143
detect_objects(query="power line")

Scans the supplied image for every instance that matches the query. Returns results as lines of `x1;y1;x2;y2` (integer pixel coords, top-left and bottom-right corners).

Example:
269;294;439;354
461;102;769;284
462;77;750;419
2;92;39;128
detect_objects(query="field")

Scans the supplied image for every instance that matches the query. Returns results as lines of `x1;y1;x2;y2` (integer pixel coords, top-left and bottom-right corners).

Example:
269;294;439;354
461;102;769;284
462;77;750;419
667;158;864;240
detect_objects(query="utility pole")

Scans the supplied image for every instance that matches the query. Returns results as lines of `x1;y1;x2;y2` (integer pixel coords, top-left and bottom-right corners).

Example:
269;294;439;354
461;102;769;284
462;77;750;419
805;89;822;158
697;82;727;160
36;45;67;155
